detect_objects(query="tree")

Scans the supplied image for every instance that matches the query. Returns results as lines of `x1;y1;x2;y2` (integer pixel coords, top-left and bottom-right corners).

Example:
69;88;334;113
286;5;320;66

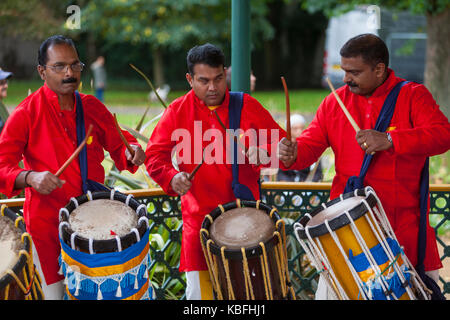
303;0;450;118
79;0;273;86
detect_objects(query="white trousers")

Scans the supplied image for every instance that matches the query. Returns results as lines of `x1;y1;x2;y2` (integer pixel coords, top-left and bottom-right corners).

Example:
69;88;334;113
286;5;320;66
185;270;214;300
32;243;65;300
315;269;440;300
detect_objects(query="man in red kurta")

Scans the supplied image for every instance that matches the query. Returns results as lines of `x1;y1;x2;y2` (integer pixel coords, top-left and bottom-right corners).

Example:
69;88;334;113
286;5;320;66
0;35;146;299
145;44;285;299
279;34;450;299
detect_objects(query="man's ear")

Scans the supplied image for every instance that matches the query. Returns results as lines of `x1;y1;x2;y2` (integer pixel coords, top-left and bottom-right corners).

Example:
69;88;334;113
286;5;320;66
37;65;46;81
186;73;193;88
375;62;386;79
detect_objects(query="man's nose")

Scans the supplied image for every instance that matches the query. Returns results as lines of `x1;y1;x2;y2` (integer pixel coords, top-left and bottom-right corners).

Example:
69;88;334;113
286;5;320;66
342;72;350;84
64;65;75;76
207;82;217;91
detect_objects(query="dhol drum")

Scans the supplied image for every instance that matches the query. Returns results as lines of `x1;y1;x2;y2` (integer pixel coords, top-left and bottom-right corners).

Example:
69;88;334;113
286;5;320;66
200;199;295;300
294;186;430;300
58;190;154;300
0;205;44;300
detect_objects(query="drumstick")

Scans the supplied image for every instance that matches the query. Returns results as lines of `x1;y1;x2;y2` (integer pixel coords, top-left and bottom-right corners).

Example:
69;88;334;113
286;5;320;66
188;148;205;181
55;124;93;177
113;113;135;157
281;76;291;141
325;77;360;132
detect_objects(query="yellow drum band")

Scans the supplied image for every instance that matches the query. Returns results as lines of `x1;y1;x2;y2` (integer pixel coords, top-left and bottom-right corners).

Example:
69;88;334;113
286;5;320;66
315;209;409;300
60;242;150;278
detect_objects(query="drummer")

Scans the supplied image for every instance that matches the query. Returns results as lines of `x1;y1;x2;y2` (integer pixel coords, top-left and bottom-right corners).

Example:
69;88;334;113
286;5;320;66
0;35;146;299
145;43;285;300
278;33;450;299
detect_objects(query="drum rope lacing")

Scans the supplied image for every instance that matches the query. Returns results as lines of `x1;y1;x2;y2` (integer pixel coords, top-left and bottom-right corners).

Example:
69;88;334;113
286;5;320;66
1;204;44;300
294;187;431;300
200;200;294;300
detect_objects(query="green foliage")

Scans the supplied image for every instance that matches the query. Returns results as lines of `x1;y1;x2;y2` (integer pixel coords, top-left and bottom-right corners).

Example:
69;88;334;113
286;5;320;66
302;0;450;16
80;0;274;50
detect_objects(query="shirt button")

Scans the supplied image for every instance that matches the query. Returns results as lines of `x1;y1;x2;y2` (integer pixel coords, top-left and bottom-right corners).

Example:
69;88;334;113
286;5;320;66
368;100;372;104
366;114;370;118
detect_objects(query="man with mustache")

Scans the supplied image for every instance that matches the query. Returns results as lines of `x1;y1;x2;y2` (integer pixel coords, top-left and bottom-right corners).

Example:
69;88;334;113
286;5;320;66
278;34;450;299
0;68;13;134
145;43;284;300
0;35;146;299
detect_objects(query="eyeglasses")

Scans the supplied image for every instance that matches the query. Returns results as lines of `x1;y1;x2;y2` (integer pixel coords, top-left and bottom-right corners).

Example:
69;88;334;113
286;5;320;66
43;62;85;73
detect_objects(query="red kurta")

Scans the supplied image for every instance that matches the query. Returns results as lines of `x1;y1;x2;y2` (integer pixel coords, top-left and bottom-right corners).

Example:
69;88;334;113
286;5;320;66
286;69;450;270
0;84;140;284
145;89;285;271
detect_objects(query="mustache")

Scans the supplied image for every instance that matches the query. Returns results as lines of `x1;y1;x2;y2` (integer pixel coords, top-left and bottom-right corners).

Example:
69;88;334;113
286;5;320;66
62;77;77;84
346;82;358;87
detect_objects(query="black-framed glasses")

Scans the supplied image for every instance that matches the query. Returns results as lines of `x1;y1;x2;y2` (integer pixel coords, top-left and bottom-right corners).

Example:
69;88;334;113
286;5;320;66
43;62;85;73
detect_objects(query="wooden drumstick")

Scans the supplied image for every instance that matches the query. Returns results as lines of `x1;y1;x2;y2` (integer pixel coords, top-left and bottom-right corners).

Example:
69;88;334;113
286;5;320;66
188;148;205;181
325;77;360;132
113;113;135;157
281;76;291;141
55;124;93;177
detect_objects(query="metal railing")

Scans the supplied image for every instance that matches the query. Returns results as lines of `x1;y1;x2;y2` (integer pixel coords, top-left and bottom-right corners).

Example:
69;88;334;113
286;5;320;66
1;182;448;300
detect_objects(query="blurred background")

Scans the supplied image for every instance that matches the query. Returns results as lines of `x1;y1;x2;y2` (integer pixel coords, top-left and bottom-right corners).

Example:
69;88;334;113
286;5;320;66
0;0;448;186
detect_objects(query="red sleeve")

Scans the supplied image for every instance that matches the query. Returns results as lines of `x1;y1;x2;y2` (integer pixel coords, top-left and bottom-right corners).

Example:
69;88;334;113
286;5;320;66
145;106;179;196
0;106;30;197
390;85;450;156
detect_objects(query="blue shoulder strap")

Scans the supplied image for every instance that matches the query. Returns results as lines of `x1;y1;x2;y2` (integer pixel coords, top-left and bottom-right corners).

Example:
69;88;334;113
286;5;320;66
229;91;255;201
344;80;409;193
75;91;110;194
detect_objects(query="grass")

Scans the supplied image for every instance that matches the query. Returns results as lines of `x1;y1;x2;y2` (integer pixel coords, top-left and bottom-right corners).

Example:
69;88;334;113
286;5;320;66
3;79;328;114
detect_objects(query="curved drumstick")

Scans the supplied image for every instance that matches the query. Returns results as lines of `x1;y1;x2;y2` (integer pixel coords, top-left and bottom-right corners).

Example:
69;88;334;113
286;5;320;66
55;124;93;177
326;77;360;132
281;76;291;141
113;113;135;157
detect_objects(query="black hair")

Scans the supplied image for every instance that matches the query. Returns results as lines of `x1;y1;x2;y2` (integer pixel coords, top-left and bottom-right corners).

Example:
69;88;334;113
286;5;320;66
186;43;225;75
38;35;78;66
340;33;389;68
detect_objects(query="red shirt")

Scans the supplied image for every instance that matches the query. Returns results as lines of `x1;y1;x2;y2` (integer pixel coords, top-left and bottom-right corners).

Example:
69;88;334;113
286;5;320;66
145;89;285;271
0;84;140;284
287;69;450;270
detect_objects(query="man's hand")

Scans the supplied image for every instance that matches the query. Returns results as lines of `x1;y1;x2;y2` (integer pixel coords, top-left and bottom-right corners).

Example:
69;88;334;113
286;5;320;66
126;145;146;166
356;129;393;155
246;146;270;166
277;137;298;168
170;172;192;196
27;171;65;195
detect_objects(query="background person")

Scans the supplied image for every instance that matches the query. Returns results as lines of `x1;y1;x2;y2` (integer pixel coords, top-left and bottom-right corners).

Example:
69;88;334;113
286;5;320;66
0;68;13;134
277;114;323;182
90;55;107;102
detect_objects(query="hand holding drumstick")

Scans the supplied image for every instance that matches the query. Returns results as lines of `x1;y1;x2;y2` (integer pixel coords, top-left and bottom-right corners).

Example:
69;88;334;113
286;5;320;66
113;114;146;166
15;124;95;194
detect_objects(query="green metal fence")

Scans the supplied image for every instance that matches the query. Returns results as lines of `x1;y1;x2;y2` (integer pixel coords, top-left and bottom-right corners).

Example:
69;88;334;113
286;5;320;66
1;182;448;300
129;182;450;300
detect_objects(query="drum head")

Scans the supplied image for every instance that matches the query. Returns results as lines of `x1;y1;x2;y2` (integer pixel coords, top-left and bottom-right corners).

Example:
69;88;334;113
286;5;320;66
296;188;378;240
69;199;138;240
210;207;275;250
0;215;22;277
306;196;365;228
